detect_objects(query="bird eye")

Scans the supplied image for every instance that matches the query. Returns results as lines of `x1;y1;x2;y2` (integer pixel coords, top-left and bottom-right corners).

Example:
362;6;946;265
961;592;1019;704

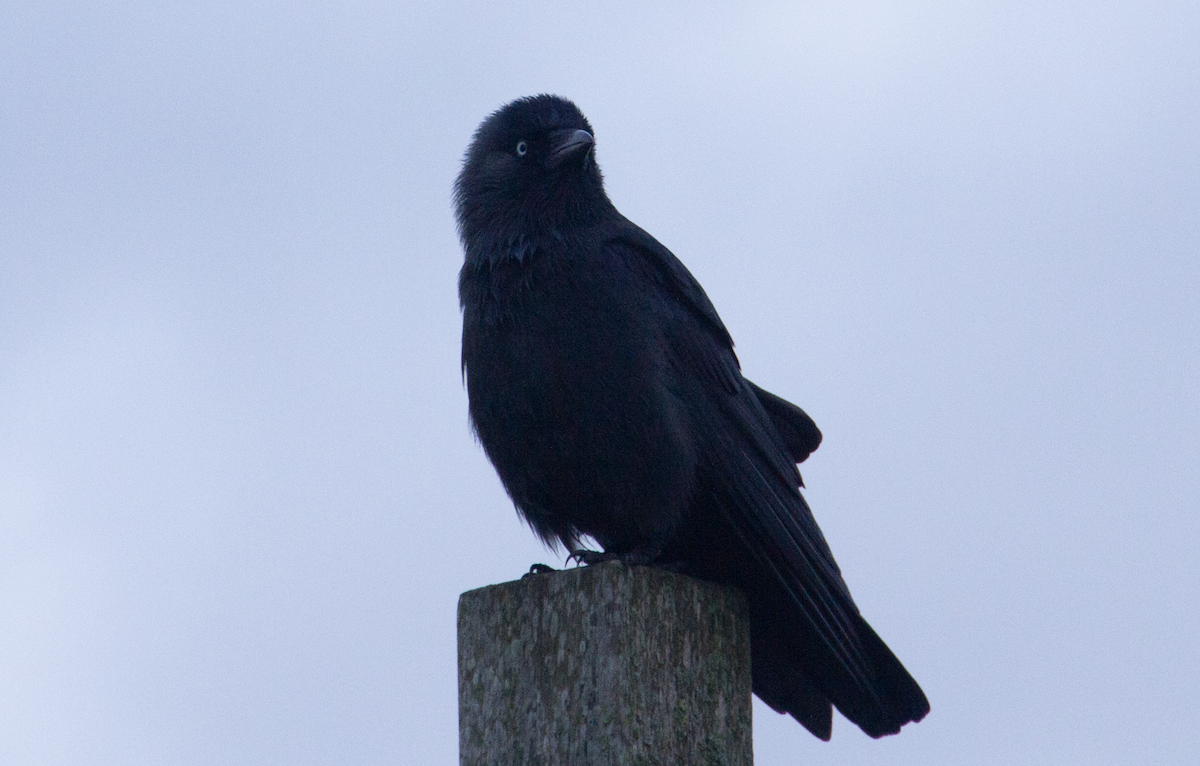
515;140;528;157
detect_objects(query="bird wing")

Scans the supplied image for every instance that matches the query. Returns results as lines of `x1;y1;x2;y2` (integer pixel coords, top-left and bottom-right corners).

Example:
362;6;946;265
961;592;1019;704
606;220;858;597
747;380;822;465
606;221;919;733
608;218;821;461
609;217;734;350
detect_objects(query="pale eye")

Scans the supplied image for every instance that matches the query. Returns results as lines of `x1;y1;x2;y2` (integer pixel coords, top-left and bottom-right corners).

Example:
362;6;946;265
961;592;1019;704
515;140;528;157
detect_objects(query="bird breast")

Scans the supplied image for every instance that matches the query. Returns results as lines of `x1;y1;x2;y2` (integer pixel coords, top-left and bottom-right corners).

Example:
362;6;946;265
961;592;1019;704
460;241;696;551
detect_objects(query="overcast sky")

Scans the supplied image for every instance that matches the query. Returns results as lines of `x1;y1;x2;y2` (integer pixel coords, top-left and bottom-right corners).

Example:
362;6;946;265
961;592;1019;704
2;1;1198;764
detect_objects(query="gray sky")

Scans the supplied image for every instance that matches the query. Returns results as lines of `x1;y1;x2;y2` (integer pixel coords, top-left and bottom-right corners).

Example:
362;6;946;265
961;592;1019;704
2;1;1197;763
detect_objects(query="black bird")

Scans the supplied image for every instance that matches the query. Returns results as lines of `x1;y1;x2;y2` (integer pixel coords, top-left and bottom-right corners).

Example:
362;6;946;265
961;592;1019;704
454;95;929;740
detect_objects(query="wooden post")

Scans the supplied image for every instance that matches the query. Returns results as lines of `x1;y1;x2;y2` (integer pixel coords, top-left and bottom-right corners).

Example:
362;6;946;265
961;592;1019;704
458;561;753;765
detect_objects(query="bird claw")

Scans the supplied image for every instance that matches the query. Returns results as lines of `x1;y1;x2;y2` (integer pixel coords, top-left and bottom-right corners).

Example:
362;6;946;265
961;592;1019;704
567;548;666;568
567;549;615;567
522;563;558;579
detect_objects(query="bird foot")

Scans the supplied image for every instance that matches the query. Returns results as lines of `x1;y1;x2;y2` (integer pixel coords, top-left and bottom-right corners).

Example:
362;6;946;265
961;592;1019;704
522;563;558;579
567;548;666;568
567;548;616;567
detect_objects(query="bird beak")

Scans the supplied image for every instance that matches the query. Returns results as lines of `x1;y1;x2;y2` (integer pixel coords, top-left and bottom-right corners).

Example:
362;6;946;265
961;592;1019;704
547;129;594;167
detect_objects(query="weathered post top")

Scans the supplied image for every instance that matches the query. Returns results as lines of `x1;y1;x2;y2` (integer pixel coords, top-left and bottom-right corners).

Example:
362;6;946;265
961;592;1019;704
458;562;753;765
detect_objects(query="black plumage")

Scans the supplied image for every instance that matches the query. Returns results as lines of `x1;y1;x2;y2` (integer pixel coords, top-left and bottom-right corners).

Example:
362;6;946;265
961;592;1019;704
454;95;929;740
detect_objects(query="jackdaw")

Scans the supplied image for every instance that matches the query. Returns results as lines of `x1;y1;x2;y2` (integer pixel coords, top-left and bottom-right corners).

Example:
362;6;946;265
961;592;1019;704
454;94;929;740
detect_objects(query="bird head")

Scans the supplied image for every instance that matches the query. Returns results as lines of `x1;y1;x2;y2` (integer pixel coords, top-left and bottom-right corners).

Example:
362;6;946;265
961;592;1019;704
454;95;611;264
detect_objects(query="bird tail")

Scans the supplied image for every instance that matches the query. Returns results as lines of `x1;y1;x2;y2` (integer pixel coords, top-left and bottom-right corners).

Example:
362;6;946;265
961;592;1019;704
839;614;930;738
